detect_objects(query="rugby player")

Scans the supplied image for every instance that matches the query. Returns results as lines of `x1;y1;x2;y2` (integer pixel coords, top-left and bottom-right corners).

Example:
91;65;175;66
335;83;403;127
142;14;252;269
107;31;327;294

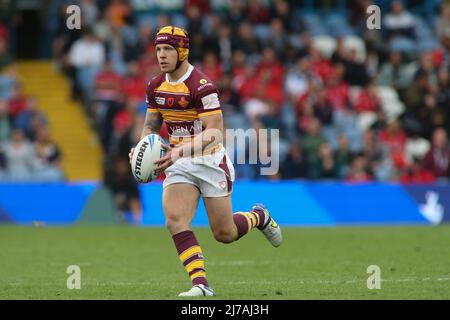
129;26;282;297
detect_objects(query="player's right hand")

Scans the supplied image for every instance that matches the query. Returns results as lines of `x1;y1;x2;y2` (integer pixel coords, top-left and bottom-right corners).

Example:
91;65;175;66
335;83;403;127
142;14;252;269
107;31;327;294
128;148;134;165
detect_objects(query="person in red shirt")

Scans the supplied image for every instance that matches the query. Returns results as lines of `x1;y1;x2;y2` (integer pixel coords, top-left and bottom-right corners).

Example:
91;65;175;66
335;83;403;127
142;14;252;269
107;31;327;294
309;46;334;81
94;60;123;103
324;64;351;111
245;0;271;24
122;61;147;100
252;47;285;107
7;82;27;119
399;158;436;183
379;120;408;169
354;82;382;113
200;51;223;83
423;127;450;178
346;153;374;182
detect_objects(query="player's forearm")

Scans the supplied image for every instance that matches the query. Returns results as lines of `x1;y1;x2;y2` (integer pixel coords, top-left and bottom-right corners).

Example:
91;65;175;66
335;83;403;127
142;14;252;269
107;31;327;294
141;111;163;139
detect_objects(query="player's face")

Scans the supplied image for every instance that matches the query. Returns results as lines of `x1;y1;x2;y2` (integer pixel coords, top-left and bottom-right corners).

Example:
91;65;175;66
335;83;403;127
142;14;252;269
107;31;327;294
156;44;178;73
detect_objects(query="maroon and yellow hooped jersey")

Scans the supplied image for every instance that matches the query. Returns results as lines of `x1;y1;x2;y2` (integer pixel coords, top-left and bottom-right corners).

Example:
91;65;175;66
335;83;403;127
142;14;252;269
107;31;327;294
145;65;222;147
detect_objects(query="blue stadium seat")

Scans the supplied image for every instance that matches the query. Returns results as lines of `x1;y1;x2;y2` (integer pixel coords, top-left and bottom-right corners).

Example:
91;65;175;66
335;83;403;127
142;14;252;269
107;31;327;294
417;39;441;52
172;14;188;29
135;13;159;29
253;25;272;42
388;37;417;54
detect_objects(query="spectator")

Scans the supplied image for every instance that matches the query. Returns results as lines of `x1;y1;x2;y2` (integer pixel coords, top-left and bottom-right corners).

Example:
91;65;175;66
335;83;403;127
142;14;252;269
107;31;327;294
316;143;337;179
399;157;436;184
217;72;241;117
334;134;352;179
404;132;431;163
436;67;450;109
104;154;142;224
377;51;414;93
404;70;433;113
14;96;48;140
234;22;261;59
33;126;64;181
80;0;99;28
346;153;374;182
224;0;246;35
200;51;223;83
265;18;289;59
309;46;333;81
379;120;407;169
299;118;327;173
7;82;28;119
414;51;438;88
68;29;105;101
343;48;369;86
0;36;13;71
436;3;450;41
1;128;36;181
0;63;18;99
331;36;347;65
423;128;450;179
270;0;295;33
252;46;284;107
324;64;351;111
245;0;271;25
215;24;233;69
243;83;271;122
186;4;203;36
0;99;11;142
285;57;318;104
106;0;133;29
354;81;381;113
383;0;416;40
280;142;308;179
362;128;393;180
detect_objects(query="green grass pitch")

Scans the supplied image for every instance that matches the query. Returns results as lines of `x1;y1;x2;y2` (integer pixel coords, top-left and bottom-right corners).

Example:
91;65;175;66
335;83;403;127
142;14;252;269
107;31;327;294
1;225;449;299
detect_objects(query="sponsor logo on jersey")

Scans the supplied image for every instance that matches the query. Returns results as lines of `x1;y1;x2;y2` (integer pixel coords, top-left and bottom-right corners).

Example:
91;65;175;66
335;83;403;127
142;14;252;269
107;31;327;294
167;97;175;106
197;82;214;91
179;96;189;108
155;97;165;105
200;79;208;84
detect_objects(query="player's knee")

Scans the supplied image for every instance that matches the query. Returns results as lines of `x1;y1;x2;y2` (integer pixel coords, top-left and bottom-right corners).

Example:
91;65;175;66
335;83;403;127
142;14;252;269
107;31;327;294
165;215;187;234
213;229;235;244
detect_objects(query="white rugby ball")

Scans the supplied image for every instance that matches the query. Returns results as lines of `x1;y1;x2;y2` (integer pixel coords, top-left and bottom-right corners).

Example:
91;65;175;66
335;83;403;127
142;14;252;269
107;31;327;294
131;134;166;183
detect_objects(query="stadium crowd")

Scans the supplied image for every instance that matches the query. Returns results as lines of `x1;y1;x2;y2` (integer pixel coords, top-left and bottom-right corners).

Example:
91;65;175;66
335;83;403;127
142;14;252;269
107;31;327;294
1;0;450;185
0;64;63;182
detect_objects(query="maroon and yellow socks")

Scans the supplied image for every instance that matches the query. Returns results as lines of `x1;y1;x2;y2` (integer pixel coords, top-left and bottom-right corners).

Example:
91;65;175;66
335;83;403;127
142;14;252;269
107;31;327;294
232;209;266;239
172;230;208;287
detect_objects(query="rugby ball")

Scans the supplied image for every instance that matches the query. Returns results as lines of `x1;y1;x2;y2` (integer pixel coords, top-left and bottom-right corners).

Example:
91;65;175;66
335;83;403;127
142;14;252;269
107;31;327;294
131;134;166;183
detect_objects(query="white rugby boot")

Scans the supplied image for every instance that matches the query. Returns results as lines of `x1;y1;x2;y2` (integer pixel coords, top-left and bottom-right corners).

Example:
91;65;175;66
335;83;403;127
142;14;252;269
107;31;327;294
178;284;216;297
252;203;282;247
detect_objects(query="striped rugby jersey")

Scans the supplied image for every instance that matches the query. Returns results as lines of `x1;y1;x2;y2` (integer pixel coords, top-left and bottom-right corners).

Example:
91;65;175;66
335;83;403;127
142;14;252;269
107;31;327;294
145;64;222;149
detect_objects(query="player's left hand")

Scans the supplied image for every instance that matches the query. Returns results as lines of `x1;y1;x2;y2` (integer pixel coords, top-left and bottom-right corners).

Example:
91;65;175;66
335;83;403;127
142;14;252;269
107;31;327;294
153;144;182;175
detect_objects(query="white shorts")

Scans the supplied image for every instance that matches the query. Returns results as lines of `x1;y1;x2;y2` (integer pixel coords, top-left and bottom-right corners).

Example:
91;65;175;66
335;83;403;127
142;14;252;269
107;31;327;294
163;147;235;197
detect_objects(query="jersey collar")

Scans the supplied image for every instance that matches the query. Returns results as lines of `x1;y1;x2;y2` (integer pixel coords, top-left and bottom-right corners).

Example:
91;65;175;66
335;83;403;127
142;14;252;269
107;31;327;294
166;64;194;84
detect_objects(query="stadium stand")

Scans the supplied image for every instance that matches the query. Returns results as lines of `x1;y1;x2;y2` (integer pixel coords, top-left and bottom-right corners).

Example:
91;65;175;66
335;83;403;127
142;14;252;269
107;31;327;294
0;0;449;185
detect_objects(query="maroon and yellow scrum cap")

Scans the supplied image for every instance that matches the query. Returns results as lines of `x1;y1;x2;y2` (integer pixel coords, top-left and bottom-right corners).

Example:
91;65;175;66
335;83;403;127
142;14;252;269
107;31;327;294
154;26;190;63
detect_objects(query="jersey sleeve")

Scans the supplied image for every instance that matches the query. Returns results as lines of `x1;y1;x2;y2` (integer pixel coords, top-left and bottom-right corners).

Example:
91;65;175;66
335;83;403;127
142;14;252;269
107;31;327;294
145;78;160;113
193;79;222;117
